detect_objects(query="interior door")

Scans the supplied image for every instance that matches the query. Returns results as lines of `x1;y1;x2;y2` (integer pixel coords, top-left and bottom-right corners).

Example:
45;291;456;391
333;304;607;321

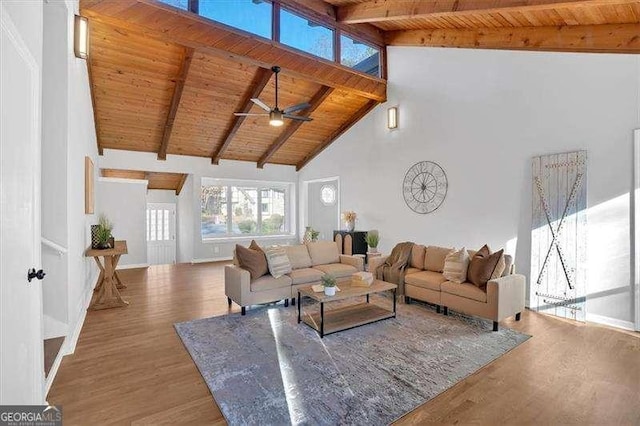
147;203;176;265
1;2;45;404
306;178;339;241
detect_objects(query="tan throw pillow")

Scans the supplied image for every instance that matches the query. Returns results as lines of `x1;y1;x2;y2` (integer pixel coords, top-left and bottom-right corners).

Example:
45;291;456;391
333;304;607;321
467;245;504;287
443;247;469;284
263;245;292;279
491;253;506;279
235;243;268;280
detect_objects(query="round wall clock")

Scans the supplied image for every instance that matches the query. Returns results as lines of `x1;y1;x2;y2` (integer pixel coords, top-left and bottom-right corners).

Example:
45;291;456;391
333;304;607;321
402;161;448;214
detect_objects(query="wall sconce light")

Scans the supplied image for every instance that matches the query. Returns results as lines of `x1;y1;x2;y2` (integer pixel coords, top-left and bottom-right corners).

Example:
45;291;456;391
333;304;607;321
74;15;89;59
387;106;398;130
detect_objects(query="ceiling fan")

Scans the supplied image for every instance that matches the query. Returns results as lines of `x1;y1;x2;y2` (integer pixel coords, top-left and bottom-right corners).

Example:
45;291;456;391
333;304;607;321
234;66;312;127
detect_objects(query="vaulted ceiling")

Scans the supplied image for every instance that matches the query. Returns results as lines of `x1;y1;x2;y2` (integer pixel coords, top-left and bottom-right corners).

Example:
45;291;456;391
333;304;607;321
81;0;639;170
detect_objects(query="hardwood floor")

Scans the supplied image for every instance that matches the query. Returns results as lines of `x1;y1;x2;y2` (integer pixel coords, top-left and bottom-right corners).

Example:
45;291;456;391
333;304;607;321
48;262;640;425
44;336;65;377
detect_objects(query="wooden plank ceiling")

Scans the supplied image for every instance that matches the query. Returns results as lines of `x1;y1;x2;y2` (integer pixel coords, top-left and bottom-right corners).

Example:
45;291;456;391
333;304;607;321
101;169;188;195
81;0;386;169
330;0;640;53
83;0;638;170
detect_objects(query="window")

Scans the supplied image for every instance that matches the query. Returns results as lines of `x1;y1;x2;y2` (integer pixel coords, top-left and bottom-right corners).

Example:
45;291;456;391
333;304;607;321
199;0;272;39
147;208;171;241
280;9;334;61
320;184;336;205
340;35;380;77
201;179;292;239
158;0;188;10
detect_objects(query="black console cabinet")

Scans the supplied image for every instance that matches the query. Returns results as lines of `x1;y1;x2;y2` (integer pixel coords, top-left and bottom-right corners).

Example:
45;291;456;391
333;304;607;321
333;230;367;255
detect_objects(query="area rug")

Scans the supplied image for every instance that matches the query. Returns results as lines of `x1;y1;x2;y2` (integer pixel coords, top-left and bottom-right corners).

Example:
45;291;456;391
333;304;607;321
175;300;529;425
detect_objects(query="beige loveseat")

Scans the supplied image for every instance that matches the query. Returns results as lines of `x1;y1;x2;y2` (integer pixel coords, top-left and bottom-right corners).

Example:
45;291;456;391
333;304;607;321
369;245;525;331
225;241;364;315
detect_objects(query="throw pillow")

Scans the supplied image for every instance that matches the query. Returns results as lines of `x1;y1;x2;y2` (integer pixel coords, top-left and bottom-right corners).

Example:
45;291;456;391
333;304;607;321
491;253;506;279
467;245;504;287
263;245;292;279
235;243;268;280
442;247;469;284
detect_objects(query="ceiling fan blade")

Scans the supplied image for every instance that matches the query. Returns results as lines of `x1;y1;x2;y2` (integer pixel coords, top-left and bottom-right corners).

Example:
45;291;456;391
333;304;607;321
234;112;269;116
284;114;313;122
283;102;310;114
250;98;272;112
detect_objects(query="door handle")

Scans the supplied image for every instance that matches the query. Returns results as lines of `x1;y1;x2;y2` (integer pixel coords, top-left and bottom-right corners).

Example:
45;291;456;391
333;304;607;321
27;268;46;282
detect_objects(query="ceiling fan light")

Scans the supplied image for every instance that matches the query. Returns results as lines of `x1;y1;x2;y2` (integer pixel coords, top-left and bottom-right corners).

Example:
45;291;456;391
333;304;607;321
269;110;284;127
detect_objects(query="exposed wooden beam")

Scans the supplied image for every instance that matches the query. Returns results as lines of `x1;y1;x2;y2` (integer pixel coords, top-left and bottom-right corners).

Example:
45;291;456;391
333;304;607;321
338;0;604;24
211;68;273;165
257;86;334;168
81;1;387;102
175;174;188;196
296;100;379;171
386;23;640;53
158;47;194;160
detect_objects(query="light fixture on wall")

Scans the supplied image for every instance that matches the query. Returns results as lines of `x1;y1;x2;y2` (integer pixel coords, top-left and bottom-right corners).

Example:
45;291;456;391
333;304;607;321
387;106;398;130
74;15;89;59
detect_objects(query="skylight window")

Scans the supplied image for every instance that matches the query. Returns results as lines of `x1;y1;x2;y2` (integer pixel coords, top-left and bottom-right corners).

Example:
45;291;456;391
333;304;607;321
280;9;334;61
199;0;272;39
340;35;380;77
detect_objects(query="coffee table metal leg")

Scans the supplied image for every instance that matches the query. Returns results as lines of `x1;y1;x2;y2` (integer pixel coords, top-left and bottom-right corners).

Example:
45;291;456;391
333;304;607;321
366;294;370;303
320;302;324;338
297;291;301;323
393;288;397;317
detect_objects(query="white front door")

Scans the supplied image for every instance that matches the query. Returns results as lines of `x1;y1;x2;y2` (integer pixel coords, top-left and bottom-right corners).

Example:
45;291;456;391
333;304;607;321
1;2;45;404
146;203;176;265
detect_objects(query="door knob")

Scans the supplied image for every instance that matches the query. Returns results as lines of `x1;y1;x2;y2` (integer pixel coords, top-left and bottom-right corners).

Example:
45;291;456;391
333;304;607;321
27;268;46;282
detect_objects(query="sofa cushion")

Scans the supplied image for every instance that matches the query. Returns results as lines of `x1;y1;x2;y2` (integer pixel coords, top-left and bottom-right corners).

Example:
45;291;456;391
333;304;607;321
405;267;422;276
424;246;454;272
410;245;426;269
284;245;312;270
263;246;292;279
307;241;340;266
443;247;470;284
405;270;447;291
441;281;487;303
287;268;323;285
250;274;292;292
235;243;268;280
313;263;357;279
467;245;503;287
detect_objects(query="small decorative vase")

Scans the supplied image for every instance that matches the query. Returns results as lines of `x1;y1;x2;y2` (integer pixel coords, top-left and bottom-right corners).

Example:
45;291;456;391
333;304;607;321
345;220;355;232
108;236;115;248
369;247;378;253
97;242;110;250
324;286;336;296
302;226;313;244
91;225;101;249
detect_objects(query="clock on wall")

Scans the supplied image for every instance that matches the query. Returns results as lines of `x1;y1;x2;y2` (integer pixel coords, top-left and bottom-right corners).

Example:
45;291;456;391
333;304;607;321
402;161;448;214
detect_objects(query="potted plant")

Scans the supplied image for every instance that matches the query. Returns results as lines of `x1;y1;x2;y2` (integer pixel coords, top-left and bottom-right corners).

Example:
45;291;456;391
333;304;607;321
310;229;320;242
341;211;357;232
321;274;337;296
365;230;379;253
96;214;114;249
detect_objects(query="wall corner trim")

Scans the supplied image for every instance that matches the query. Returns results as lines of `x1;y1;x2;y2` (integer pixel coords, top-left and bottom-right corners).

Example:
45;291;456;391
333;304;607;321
116;263;150;270
585;313;635;331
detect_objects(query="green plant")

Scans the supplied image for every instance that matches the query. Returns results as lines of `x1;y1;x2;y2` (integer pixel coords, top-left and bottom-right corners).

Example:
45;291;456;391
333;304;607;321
238;219;257;234
365;230;379;248
310;229;320;241
321;274;336;288
97;214;113;245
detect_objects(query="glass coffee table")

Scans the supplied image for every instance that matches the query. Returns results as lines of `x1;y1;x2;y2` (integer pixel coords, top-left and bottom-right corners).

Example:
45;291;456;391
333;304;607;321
297;280;397;338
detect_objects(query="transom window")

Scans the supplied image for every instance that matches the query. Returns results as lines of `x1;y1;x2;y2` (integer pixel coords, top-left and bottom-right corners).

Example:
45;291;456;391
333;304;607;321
201;179;293;239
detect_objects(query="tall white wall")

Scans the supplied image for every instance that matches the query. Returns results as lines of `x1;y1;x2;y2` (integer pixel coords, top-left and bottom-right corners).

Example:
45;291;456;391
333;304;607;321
99;150;299;262
97;179;148;267
299;47;640;327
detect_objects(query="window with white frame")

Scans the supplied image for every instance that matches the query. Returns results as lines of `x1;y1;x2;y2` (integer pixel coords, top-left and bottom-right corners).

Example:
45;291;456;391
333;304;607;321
201;179;292;239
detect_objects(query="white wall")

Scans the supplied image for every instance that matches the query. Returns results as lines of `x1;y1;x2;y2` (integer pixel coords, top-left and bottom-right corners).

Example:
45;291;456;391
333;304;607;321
64;0;100;345
147;189;177;204
97;179;148;267
299;47;640;326
99;150;299;262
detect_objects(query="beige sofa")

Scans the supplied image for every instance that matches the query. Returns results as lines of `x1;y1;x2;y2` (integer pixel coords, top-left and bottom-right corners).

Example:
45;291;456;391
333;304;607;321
225;241;364;315
369;244;525;331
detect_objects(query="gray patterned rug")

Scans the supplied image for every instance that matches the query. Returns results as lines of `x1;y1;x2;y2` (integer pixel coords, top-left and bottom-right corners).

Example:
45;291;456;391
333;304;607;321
175;299;529;426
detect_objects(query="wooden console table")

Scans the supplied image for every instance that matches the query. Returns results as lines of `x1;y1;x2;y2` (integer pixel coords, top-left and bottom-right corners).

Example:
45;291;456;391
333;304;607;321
86;240;129;310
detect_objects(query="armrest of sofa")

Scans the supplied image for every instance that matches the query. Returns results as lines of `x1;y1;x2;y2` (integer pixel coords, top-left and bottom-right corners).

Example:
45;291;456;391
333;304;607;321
225;265;251;305
339;254;364;271
486;274;526;321
367;255;389;275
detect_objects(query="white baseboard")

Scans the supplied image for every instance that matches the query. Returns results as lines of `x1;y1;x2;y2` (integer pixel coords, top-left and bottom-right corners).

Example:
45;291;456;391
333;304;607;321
116;263;149;270
586;313;635;331
191;257;233;264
